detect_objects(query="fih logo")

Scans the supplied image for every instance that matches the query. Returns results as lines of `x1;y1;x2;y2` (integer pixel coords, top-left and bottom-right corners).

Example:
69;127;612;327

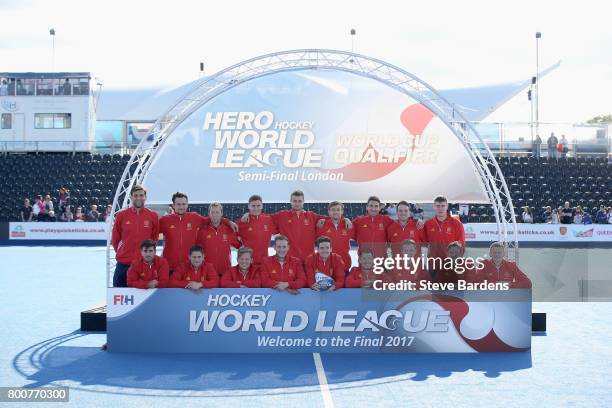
11;225;25;238
113;295;134;305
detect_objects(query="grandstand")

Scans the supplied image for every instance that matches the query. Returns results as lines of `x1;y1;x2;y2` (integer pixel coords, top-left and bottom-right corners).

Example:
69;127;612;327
2;152;610;223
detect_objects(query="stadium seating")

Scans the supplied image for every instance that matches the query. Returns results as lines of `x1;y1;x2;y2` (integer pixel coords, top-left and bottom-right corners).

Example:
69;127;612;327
1;153;610;222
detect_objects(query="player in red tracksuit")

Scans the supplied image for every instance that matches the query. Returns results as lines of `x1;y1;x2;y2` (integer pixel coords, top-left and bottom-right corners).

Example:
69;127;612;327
127;239;169;289
112;185;159;287
353;196;395;259
422;195;465;259
431;241;470;284
383;239;431;285
305;236;346;290
260;235;306;293
345;249;376;288
197;202;240;277
240;190;351;264
221;247;261;288
470;242;532;288
236;195;278;265
169;245;219;290
160;192;237;272
316;201;354;270
386;201;425;257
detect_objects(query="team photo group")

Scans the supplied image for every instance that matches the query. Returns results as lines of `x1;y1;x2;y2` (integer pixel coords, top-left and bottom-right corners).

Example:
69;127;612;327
111;185;531;292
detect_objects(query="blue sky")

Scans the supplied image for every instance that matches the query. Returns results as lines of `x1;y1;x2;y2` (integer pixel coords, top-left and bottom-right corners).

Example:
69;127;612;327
1;0;610;122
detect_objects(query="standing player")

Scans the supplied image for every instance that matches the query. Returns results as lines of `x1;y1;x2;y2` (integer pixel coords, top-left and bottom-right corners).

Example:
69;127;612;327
197;203;240;277
316;201;354;270
169;245;219;290
260;235;306;293
126;239;169;289
352;196;394;259
221;247;261;288
422;195;465;259
305;236;345;291
386;201;425;257
111;185;159;287
345;249;376;288
236;195;277;265
241;190;350;264
159;192;237;273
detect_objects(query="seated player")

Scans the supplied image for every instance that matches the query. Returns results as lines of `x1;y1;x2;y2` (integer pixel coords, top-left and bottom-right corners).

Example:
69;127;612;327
260;235;306;293
384;239;430;284
431;241;465;284
305;236;345;291
126;239;169;289
345;249;376;288
221;247;261;288
475;242;532;288
169;245;219;290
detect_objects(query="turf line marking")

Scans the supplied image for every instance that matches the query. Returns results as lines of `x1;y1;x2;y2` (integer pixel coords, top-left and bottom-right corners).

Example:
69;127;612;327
313;352;334;408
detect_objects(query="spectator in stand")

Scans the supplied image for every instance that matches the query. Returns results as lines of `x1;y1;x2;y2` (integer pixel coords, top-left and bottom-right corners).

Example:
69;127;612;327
411;203;424;220
164;205;174;216
87;204;100;222
20;198;33;221
547;132;558;159
543;206;554;223
532;134;542;159
43;195;53;214
101;205;113;222
59;205;74;222
561;202;574;224
384;203;398;221
521;206;534;223
32;195;45;221
559;134;569;158
59;187;70;211
573;206;584;224
595;205;608;224
582;210;593;225
47;210;57;222
608;208;612;224
74;206;85;222
552;207;561;224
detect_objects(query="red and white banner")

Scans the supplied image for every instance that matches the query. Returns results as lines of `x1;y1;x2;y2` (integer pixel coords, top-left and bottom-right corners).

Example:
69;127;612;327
463;223;612;242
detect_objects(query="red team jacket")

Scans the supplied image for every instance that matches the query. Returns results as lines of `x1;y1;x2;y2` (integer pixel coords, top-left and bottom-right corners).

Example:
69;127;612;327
221;265;261;288
472;259;532;288
384;262;430;284
169;262;219;288
316;219;354;270
197;223;240;276
126;255;169;289
272;210;325;262
260;255;306;289
353;214;394;258
112;207;159;265
159;212;206;271
345;266;374;288
386;219;425;255
236;214;278;265
422;213;465;258
304;252;346;288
